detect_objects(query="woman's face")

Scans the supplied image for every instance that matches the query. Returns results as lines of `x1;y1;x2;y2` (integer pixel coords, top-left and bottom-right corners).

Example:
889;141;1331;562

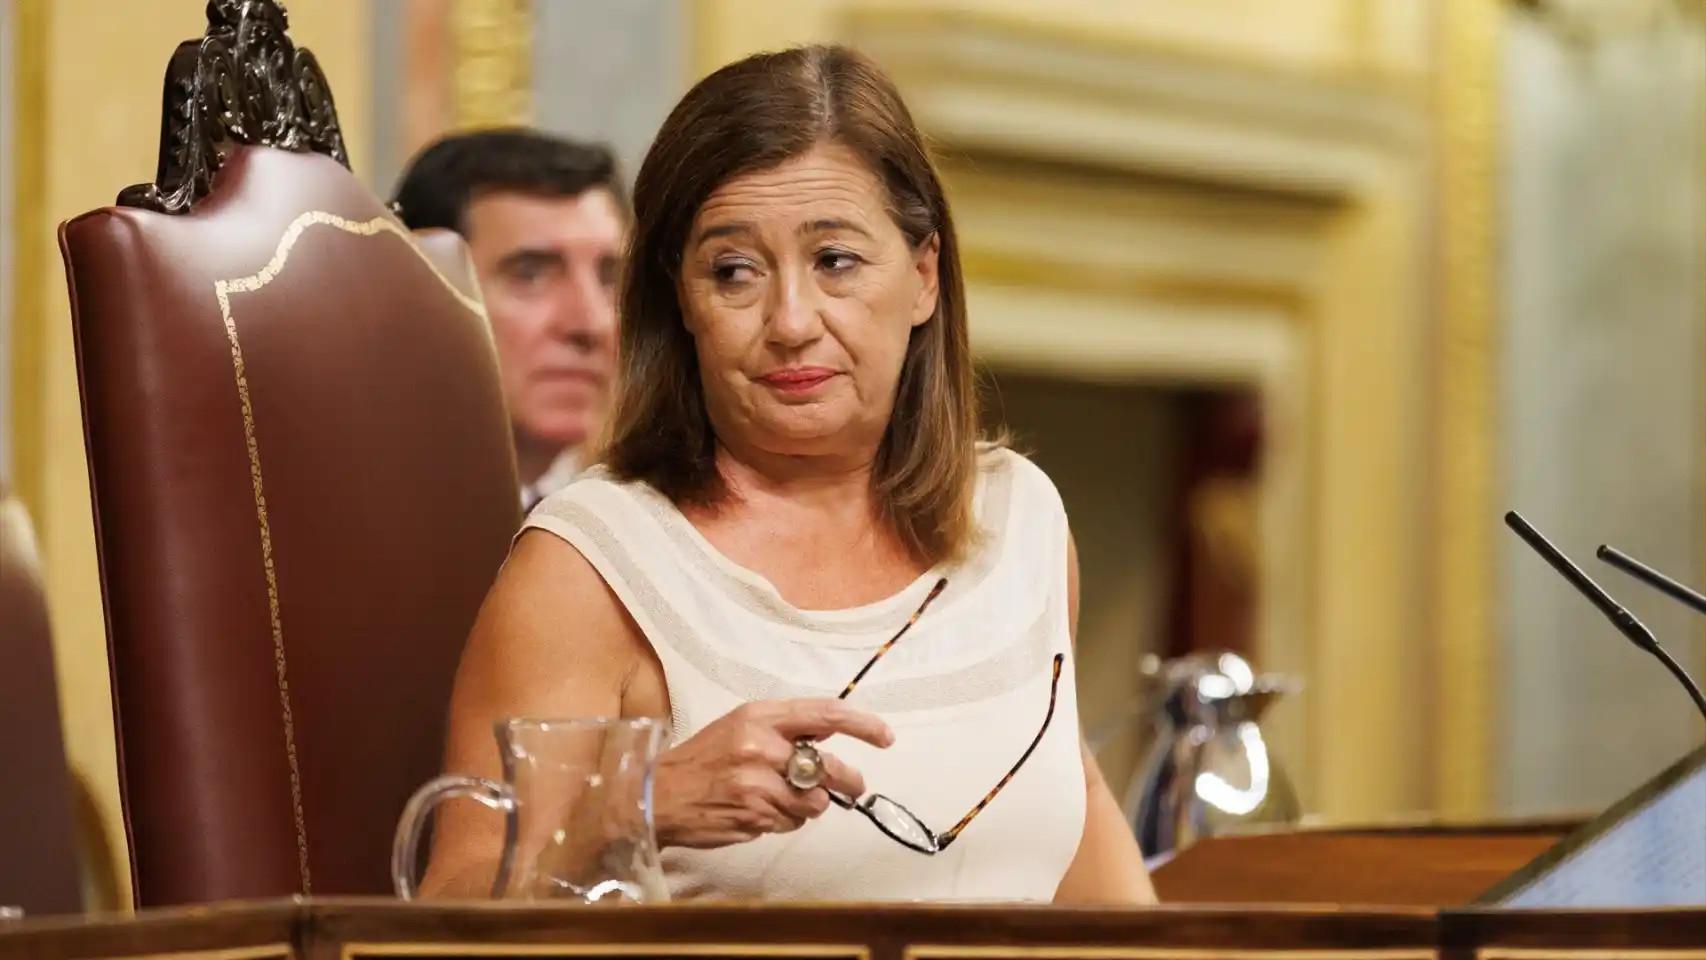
678;143;939;463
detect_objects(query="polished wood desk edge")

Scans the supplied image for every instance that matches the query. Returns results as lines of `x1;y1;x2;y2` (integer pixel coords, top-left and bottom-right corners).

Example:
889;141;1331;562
1;897;1699;960
0;898;301;936
1219;816;1589;838
0;897;1433;956
11;897;1706;927
7;897;1703;929
312;900;1437;942
1439;906;1706;945
314;896;1438;915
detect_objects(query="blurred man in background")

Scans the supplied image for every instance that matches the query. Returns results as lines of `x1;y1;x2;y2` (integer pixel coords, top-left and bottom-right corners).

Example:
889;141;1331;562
393;129;627;510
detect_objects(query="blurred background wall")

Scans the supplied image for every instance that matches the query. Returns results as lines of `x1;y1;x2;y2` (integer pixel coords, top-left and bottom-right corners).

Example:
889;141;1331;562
2;0;1702;909
1;1;14;483
1498;1;1706;815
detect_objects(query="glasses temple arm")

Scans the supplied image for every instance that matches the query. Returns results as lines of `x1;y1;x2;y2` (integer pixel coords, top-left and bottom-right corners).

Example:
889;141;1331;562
824;789;857;809
836;578;948;700
936;654;1065;848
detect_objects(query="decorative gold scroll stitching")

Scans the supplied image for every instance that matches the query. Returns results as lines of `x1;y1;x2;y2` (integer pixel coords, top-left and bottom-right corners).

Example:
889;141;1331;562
214;210;488;892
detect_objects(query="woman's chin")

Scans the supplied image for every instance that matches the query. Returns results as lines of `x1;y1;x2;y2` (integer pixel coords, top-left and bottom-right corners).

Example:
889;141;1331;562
754;436;847;459
748;408;850;442
745;423;863;459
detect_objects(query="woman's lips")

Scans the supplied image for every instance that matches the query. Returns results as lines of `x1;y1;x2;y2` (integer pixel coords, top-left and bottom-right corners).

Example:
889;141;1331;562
758;367;838;394
533;368;606;388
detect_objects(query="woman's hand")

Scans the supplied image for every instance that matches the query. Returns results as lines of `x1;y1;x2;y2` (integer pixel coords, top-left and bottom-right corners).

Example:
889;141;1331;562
653;699;893;848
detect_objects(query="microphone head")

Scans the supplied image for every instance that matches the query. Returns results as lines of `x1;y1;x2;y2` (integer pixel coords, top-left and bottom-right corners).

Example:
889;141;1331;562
1504;510;1661;653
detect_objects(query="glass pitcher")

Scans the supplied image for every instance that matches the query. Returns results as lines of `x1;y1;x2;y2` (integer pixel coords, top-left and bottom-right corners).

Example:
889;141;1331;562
392;717;668;902
1127;652;1301;861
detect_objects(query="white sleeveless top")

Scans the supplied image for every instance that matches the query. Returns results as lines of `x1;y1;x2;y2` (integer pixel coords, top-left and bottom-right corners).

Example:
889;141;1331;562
522;448;1086;902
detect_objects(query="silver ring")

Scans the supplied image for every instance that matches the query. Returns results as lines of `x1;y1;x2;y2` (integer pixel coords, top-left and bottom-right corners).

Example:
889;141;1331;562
784;740;824;791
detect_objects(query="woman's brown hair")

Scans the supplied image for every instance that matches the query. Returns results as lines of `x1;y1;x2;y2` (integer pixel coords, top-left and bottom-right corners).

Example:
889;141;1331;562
603;44;983;563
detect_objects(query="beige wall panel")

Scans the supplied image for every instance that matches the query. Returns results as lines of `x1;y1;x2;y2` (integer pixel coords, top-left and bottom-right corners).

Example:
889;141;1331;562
692;0;1423;80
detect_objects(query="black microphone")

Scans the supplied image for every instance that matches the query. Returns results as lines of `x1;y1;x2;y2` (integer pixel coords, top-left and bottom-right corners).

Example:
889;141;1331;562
1597;544;1706;616
1504;511;1706;724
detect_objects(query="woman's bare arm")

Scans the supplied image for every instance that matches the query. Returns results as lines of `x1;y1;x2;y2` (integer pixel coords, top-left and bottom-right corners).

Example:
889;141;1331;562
1053;532;1158;905
416;529;889;896
417;530;650;897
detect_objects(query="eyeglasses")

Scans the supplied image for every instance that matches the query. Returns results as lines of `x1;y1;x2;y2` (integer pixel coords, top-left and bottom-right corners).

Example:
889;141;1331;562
806;577;1067;855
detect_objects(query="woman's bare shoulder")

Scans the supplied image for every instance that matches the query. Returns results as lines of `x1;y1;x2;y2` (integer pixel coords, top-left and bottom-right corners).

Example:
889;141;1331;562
497;529;631;624
455;529;653;720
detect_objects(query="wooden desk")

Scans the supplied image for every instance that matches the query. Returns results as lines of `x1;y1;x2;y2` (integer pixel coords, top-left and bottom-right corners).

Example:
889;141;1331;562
1152;820;1583;906
0;900;1699;960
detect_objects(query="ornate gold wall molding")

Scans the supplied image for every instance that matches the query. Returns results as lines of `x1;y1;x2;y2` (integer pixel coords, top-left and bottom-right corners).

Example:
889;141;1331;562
1431;0;1500;818
451;0;533;129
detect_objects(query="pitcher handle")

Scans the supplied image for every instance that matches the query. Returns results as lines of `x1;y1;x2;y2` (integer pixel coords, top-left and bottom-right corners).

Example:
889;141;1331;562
392;775;514;900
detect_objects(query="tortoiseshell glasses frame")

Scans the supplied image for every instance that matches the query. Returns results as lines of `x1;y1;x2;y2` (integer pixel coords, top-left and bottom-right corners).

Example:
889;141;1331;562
805;577;1067;855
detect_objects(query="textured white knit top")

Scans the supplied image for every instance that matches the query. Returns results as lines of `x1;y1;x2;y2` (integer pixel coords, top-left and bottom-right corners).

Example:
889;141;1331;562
522;447;1086;902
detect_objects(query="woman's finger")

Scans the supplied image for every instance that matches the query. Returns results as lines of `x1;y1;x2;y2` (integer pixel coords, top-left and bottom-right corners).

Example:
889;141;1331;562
769;810;810;834
771;778;833;822
816;749;867;800
769;699;895;747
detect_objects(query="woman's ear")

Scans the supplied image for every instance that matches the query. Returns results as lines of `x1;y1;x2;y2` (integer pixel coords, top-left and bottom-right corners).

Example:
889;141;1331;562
910;233;941;328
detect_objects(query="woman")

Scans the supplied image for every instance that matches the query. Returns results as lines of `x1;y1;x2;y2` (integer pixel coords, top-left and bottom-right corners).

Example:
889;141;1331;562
424;44;1155;904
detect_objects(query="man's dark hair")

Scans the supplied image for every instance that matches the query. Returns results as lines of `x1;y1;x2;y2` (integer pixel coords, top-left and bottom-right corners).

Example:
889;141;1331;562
391;128;626;235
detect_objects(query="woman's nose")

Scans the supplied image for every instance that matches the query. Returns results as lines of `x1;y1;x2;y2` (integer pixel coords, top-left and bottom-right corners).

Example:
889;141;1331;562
764;273;825;348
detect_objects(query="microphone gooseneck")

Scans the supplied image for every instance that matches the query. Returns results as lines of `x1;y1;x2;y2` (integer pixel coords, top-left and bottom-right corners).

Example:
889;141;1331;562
1505;512;1706;725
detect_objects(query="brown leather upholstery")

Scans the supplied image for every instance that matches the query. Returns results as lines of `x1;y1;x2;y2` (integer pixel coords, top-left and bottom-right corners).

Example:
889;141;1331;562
0;486;83;914
58;146;520;907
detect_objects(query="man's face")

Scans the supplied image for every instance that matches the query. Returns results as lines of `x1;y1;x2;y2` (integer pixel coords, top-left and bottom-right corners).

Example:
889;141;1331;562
463;187;624;454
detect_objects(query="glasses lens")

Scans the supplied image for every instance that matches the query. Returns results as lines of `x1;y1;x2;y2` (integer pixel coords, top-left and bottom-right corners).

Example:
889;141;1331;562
865;795;938;853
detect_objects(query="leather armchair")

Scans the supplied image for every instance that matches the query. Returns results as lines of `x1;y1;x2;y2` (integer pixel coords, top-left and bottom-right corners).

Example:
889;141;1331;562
56;1;520;906
0;486;82;914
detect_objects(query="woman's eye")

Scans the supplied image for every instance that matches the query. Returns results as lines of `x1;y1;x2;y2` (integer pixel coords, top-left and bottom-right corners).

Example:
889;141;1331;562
818;250;861;273
712;261;755;284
